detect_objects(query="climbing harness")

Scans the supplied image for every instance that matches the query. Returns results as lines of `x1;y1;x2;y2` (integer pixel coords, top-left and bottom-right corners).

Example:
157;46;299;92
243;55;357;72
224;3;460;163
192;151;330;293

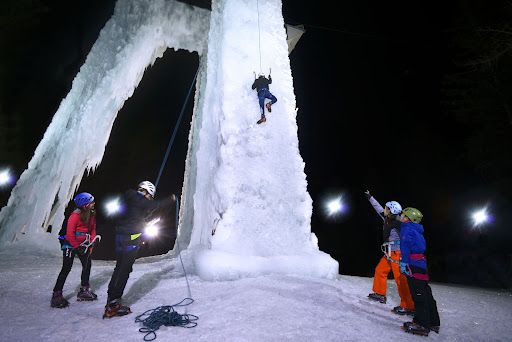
380;241;400;264
154;67;199;189
134;198;196;340
135;298;198;341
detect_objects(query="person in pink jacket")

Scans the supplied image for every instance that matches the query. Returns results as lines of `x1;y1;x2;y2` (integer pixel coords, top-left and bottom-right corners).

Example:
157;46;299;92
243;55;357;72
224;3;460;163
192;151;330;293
51;192;100;308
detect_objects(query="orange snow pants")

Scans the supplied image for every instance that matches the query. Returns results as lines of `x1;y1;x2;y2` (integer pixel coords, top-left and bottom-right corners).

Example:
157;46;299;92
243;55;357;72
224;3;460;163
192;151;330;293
372;251;415;310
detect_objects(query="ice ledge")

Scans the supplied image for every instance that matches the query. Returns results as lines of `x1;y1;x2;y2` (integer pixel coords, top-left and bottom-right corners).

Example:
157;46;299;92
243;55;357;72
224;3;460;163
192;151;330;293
193;248;339;281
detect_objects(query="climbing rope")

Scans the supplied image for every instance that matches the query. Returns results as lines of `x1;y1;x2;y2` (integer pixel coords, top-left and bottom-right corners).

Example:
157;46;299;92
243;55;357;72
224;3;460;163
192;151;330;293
174;197;192;299
134;198;196;341
256;0;262;73
154;67;200;189
135;298;198;341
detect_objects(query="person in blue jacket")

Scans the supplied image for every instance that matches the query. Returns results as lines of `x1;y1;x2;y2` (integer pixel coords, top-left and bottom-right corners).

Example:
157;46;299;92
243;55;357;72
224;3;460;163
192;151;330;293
399;207;440;336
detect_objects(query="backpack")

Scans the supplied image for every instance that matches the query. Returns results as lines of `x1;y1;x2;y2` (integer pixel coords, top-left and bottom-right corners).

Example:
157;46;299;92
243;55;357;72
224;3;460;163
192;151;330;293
58;225;72;250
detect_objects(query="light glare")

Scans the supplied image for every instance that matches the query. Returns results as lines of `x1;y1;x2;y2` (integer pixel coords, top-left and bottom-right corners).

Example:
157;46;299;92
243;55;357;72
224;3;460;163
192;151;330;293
472;209;489;226
105;198;121;216
144;217;161;238
0;168;12;187
326;197;344;216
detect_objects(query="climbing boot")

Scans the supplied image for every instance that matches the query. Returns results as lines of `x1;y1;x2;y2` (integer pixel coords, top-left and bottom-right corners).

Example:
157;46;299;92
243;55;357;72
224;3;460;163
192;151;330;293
368;292;386;304
103;299;131;319
257;115;266;124
51;290;69;308
430;326;440;334
402;322;430;336
77;286;98;301
392;306;415;316
265;102;272;112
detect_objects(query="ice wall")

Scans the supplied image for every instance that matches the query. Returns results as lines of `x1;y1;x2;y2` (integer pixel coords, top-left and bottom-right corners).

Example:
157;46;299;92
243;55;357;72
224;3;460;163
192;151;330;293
1;0;338;281
0;0;210;248
179;0;338;280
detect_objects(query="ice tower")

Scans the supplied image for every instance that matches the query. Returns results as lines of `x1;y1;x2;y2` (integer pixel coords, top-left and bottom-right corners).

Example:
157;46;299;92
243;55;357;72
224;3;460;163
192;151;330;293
0;0;338;280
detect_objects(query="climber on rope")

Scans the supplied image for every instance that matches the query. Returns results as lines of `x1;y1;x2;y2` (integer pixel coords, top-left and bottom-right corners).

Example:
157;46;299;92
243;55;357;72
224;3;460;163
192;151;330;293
251;72;277;124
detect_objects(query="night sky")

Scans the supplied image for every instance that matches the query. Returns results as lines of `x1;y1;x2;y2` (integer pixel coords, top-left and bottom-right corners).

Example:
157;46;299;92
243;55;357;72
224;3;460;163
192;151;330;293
1;0;511;288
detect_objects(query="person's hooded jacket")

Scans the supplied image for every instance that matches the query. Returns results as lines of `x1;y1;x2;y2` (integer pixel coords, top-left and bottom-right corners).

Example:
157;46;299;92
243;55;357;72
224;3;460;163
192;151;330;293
399;221;427;270
65;209;97;249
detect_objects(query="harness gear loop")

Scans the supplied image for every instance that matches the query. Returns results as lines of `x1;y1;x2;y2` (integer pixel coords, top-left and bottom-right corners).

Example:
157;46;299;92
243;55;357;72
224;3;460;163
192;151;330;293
380;241;400;264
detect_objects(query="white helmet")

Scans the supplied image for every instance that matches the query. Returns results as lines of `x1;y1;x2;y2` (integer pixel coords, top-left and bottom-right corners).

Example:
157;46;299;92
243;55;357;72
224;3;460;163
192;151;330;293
385;201;402;215
138;181;156;197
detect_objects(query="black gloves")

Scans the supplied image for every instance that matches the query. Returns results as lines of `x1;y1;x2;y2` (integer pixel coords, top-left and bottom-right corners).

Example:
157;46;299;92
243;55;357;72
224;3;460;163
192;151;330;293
364;190;372;199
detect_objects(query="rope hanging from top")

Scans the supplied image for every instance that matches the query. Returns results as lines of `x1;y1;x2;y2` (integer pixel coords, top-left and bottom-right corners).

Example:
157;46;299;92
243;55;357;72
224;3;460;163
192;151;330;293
174;197;192;299
256;0;262;73
154;67;200;189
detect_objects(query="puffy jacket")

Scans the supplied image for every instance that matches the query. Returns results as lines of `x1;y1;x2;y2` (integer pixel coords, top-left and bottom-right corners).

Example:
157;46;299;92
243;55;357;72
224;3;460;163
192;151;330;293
251;75;272;92
115;189;173;235
399;221;427;270
66;209;96;249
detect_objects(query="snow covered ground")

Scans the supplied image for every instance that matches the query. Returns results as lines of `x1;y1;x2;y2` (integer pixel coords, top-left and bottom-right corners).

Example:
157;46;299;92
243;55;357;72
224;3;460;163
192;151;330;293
1;245;511;342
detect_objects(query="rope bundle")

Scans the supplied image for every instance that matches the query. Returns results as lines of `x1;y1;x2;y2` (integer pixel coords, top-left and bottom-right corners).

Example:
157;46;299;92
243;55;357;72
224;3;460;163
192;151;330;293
135;298;198;341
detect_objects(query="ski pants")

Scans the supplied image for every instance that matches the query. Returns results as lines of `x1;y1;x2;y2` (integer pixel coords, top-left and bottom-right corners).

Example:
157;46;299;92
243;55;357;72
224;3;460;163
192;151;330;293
107;234;141;302
372;251;415;310
257;88;277;114
406;268;440;329
53;248;92;292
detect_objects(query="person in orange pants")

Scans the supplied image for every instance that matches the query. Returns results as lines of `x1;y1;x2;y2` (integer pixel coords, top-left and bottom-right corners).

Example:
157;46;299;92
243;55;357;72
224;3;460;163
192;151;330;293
372;250;415;313
365;190;415;315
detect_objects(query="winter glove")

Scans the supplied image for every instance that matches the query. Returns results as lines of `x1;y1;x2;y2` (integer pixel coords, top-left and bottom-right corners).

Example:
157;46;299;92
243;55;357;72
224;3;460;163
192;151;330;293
364;190;372;199
400;262;411;276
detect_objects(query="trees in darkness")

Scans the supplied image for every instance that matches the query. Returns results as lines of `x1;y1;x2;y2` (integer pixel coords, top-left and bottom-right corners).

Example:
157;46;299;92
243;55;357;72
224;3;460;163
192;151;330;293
442;0;512;200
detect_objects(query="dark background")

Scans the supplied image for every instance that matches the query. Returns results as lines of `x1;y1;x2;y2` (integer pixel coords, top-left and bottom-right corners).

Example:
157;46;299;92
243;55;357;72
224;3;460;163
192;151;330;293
1;0;511;288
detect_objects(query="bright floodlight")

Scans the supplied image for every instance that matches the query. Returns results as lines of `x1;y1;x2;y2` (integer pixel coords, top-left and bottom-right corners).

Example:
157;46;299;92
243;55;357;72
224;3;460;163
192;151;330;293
105;198;121;216
0;168;12;187
326;197;344;216
144;218;161;238
472;209;489;226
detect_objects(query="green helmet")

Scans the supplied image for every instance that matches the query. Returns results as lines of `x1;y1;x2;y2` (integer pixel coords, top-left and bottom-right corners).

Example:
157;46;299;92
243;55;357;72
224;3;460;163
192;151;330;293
402;207;423;223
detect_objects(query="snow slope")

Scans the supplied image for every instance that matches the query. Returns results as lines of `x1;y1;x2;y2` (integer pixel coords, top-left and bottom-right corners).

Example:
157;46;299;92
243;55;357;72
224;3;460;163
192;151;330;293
0;244;510;342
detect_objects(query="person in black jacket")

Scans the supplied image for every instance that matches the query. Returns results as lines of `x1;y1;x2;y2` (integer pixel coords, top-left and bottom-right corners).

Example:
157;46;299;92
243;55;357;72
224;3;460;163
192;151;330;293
251;73;277;124
103;180;176;318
